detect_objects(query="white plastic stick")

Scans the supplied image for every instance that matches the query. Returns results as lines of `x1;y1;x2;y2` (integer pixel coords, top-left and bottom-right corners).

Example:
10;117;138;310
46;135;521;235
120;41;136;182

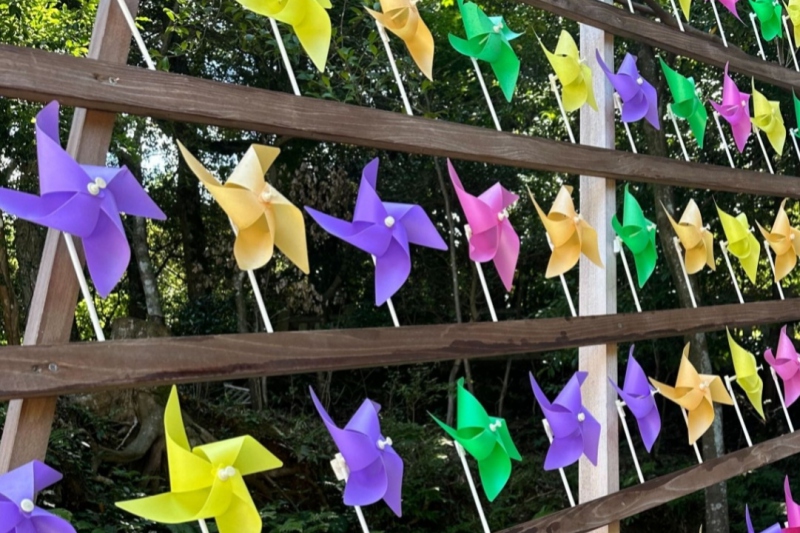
724;375;753;446
784;16;800;70
615;238;642;313
543;419;576;507
454;441;492;533
764;240;786;299
229;221;274;333
627;0;635;12
616;400;645;483
669;108;691;162
549;75;576;143
376;22;414;116
792;129;800;162
472;58;502;131
680;408;704;463
198;519;210;533
269;17;302;96
719;241;745;304
614;93;638;154
713;112;736;168
475;262;499;322
545;234;577;317
63;234;106;341
710;0;729;47
672;237;698;308
751;12;768;60
668;0;687;31
771;367;795;432
331;454;371;532
754;128;776;174
114;0;156;70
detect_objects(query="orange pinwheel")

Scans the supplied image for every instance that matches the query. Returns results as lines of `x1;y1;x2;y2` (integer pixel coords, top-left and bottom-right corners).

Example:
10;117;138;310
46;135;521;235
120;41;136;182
757;199;800;282
664;200;715;274
366;0;434;80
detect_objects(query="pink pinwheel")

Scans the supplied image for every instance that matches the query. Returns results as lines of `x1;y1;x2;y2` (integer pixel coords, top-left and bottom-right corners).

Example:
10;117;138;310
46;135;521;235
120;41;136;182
310;388;403;516
746;505;782;533
710;63;751;153
786;477;800;531
0;460;76;533
609;346;661;452
765;325;800;407
716;0;741;20
447;160;519;291
305;158;447;306
0;101;166;297
530;371;601;470
596;51;660;130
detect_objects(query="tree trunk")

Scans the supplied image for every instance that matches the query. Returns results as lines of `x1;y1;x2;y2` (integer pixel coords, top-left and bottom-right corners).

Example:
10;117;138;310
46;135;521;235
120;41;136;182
0;215;20;345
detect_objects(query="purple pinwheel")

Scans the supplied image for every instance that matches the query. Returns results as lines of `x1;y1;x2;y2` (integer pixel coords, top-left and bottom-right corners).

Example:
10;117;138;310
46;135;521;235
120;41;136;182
765;325;800;407
596;50;660;130
305;158;447;306
530;371;601;470
0;101;166;297
310;387;404;516
745;505;782;533
0;460;75;533
609;346;661;452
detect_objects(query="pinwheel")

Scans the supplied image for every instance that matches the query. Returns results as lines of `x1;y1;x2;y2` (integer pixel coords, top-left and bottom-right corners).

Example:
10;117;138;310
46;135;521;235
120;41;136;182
596;51;660;130
765;325;800;407
0;460;76;533
718;0;742;19
305;158;447;306
746;505;782;533
787;476;800;530
609;346;661;452
116;386;283;532
530;371;600;470
649;343;733;445
717;205;761;284
751;82;786;155
366;0;434;80
430;377;521;501
664;200;715;274
727;328;765;418
794;91;800;138
710;64;751;153
611;184;657;288
749;0;784;41
540;30;598;112
791;0;800;47
0;101;166;297
448;160;519;291
310;388;403;516
178;142;309;274
659;58;708;148
235;0;331;72
449;0;521;102
678;0;692;20
529;185;603;278
757;199;800;282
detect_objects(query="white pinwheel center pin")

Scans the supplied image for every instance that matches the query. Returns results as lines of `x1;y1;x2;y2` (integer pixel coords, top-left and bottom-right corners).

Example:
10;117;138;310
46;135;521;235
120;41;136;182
577;412;586;423
497;209;509;221
217;466;237;481
260;188;273;203
377;437;393;450
699;381;708;390
384;216;396;228
20;499;34;513
489;420;502;432
636;77;644;86
493;22;504;33
87;177;107;196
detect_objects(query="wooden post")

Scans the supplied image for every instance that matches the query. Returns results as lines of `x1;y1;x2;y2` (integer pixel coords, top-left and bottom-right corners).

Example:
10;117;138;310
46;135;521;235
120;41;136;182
0;0;139;472
579;17;619;533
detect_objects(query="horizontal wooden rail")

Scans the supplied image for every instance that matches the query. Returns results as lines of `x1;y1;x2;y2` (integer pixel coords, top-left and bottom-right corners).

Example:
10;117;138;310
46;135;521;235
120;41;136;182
499;429;800;532
521;0;800;93
0;299;797;400
0;45;798;199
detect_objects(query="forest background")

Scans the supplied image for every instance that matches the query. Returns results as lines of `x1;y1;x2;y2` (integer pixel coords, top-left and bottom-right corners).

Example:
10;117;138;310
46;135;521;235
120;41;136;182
0;0;798;531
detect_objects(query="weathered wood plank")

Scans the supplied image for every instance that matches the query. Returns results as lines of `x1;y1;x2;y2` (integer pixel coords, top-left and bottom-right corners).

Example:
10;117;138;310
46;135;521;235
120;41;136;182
498;429;800;533
0;299;796;400
0;0;139;472
0;46;797;198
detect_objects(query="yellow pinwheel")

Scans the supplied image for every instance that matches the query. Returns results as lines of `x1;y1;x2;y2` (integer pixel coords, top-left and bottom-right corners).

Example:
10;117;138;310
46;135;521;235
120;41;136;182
116;387;283;532
727;328;765;419
649;343;733;445
178;141;309;274
788;0;800;44
236;0;332;72
751;82;786;155
540;30;597;113
717;204;760;284
664;199;715;274
529;185;603;278
757;199;800;282
367;0;434;80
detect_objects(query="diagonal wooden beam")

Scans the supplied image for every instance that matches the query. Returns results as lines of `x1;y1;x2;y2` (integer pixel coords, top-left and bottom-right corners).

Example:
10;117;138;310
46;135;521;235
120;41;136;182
0;45;797;198
0;299;797;400
498;428;800;533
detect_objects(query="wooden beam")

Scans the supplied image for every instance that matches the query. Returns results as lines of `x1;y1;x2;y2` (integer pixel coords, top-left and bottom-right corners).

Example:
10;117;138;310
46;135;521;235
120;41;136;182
519;0;800;93
0;0;139;473
0;46;797;199
498;428;800;533
0;299;797;400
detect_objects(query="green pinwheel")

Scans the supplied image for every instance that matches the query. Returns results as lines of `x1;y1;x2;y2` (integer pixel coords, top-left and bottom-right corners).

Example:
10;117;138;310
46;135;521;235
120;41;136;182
612;184;658;288
431;378;521;501
659;58;707;148
449;0;521;102
749;0;783;41
793;91;800;139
